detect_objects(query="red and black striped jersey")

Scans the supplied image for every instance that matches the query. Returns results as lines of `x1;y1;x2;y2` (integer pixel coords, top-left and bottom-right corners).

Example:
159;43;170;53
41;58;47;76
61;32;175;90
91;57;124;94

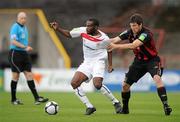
119;27;158;61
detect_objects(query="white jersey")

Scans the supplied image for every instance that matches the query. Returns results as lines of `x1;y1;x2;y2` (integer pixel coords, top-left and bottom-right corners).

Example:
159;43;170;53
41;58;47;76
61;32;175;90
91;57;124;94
70;27;110;61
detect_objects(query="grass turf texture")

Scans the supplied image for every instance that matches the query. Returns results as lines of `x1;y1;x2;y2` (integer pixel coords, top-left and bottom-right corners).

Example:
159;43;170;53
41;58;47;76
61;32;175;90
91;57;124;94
0;92;179;122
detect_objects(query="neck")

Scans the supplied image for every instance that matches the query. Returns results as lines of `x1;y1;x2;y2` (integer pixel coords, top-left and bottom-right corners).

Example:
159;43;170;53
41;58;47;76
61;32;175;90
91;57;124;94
16;22;24;27
90;31;99;36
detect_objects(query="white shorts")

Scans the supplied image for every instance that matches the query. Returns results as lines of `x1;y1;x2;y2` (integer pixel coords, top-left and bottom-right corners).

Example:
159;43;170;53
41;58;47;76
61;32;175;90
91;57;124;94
77;60;106;82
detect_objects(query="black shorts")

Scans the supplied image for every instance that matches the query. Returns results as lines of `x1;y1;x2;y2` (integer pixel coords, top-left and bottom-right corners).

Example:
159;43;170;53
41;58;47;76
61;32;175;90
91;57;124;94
125;56;162;86
8;50;32;73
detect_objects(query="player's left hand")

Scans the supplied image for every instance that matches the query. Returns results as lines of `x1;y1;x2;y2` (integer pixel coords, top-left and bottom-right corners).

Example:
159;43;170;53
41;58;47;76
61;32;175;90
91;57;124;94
25;46;33;52
108;65;114;73
107;43;118;52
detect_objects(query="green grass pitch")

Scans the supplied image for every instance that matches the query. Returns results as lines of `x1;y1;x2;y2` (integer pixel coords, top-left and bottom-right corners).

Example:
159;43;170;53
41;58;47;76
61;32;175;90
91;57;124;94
0;92;180;122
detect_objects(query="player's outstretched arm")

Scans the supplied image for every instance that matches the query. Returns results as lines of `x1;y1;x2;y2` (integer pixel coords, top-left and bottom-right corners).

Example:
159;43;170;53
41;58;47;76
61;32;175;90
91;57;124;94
107;51;114;73
50;21;72;38
109;36;122;44
108;39;143;51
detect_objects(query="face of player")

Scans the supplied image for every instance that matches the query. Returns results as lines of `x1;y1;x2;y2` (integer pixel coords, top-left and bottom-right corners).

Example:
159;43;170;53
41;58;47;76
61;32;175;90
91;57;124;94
130;23;142;34
86;21;98;35
17;13;27;25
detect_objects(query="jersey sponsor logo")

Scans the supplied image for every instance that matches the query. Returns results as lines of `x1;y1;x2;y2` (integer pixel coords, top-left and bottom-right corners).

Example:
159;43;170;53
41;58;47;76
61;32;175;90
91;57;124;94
81;33;103;42
139;33;147;41
21;33;26;39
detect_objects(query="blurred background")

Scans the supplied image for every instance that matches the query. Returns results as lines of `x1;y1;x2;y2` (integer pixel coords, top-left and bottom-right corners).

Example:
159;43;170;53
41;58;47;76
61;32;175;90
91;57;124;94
0;0;180;92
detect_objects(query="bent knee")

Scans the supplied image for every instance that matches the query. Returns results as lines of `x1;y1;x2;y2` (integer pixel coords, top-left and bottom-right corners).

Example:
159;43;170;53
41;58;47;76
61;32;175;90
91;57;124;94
95;84;102;90
93;78;103;90
122;82;130;92
24;72;33;80
71;80;80;89
12;73;20;81
12;76;19;81
94;81;102;90
153;75;164;86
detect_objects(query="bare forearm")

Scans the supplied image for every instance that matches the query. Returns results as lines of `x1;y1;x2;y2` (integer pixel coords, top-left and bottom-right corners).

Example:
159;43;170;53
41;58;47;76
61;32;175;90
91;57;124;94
108;51;112;66
116;39;143;50
110;36;122;44
117;43;135;50
56;27;72;38
11;40;26;49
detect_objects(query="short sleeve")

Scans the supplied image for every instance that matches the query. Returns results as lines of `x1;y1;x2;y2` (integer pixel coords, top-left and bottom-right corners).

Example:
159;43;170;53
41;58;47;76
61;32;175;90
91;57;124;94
119;30;130;40
96;34;110;49
10;24;18;41
138;32;150;43
70;27;86;38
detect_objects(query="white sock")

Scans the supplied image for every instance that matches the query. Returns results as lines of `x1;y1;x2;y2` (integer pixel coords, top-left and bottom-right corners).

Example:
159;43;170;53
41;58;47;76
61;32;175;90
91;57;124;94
75;86;93;108
100;84;119;104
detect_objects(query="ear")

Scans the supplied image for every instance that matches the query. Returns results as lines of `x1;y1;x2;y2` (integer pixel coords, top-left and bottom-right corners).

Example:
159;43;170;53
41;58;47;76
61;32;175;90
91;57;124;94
95;26;98;30
140;23;143;28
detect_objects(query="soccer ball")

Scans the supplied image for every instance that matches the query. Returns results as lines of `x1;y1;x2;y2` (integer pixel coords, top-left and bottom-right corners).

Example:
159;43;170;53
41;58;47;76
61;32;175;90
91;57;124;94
45;101;59;115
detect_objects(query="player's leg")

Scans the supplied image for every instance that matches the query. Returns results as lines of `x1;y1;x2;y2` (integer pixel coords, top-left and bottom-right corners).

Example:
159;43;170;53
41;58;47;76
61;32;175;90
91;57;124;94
23;71;48;105
148;57;172;115
121;81;131;114
93;77;122;113
10;72;24;105
121;62;146;114
23;52;48;104
71;71;96;115
8;50;23;105
92;61;122;113
11;72;19;102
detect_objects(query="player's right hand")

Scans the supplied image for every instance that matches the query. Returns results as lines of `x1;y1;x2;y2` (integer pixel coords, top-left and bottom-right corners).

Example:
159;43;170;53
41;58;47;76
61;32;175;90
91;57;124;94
50;21;59;30
25;46;33;52
107;43;118;52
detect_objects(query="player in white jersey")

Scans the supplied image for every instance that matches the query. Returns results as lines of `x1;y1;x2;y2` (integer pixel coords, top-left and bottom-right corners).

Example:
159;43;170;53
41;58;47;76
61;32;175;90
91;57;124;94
50;18;122;115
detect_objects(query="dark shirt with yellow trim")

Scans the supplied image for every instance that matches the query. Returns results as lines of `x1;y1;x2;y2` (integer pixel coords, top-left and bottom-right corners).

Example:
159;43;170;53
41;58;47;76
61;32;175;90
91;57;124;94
119;27;157;61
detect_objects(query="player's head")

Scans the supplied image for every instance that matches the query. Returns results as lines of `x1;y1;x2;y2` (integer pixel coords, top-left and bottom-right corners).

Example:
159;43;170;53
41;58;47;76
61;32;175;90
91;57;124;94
17;12;27;25
129;13;143;34
86;18;99;35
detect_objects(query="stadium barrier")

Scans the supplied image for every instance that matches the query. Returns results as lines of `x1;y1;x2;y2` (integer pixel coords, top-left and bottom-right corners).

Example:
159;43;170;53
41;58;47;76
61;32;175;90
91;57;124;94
3;68;180;92
103;69;180;92
4;68;94;92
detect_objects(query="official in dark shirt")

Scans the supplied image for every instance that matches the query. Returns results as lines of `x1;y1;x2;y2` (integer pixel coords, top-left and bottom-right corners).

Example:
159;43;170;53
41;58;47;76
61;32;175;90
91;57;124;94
108;13;172;115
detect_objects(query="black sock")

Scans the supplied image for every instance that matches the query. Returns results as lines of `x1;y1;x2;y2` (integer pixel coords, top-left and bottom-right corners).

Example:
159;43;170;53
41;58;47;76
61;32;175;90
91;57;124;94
157;87;168;106
121;91;130;110
27;80;39;100
11;80;17;101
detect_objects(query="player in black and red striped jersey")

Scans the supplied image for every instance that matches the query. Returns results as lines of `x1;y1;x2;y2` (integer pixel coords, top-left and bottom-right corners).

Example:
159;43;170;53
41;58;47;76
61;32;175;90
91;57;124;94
108;13;172;115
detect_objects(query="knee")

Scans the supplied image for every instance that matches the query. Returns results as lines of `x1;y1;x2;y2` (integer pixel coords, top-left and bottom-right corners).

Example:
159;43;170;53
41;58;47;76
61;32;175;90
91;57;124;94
25;72;33;80
12;75;19;81
71;80;79;89
153;75;161;81
153;75;164;86
93;81;102;90
12;73;20;81
94;84;102;90
122;82;130;92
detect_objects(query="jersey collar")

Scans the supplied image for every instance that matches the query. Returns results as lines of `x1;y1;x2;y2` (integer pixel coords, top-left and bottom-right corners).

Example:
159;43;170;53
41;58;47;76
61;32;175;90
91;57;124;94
16;22;24;27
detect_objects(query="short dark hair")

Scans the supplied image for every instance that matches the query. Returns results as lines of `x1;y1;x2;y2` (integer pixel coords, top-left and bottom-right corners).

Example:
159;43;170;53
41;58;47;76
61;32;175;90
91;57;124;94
130;13;143;25
88;18;99;27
